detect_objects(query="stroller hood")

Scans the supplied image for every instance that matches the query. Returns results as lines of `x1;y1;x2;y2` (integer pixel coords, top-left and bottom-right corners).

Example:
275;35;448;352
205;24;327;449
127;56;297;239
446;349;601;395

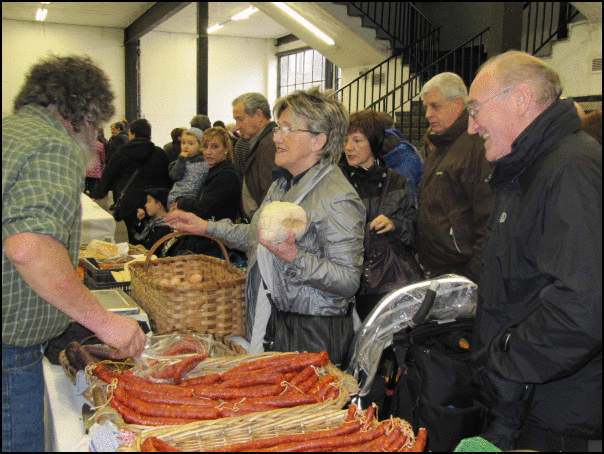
347;274;477;397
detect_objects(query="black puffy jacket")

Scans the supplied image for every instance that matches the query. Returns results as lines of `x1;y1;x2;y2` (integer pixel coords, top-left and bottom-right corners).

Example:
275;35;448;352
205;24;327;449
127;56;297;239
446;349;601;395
472;99;602;440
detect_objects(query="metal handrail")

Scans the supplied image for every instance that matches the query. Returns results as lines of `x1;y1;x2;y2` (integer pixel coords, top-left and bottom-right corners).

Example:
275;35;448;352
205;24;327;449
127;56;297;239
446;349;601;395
523;2;580;55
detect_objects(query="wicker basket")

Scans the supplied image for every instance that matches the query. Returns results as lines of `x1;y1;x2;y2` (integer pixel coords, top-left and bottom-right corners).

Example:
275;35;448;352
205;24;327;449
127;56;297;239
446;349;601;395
128;352;359;451
129;232;246;337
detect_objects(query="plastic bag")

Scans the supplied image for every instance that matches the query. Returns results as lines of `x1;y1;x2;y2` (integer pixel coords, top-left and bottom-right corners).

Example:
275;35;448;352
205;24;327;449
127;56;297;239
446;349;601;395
132;332;241;384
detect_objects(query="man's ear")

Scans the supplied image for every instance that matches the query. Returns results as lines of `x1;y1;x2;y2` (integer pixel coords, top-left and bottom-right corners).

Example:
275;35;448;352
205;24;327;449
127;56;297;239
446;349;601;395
514;83;533;117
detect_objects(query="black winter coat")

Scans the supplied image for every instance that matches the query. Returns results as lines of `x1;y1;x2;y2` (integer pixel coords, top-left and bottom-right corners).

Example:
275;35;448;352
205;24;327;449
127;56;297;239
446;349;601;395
339;157;416;248
91;138;171;222
174;159;240;257
472;99;602;441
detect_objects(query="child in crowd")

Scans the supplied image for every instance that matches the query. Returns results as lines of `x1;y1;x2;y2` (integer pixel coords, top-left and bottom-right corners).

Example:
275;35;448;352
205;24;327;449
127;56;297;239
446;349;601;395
167;127;210;208
131;188;173;256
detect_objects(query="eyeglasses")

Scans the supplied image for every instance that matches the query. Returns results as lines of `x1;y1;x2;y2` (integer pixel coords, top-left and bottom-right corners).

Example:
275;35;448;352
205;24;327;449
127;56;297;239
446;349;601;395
467;86;515;119
273;125;318;137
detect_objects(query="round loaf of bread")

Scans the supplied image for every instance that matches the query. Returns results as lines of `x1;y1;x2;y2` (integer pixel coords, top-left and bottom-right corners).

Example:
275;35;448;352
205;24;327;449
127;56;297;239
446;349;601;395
259;201;307;242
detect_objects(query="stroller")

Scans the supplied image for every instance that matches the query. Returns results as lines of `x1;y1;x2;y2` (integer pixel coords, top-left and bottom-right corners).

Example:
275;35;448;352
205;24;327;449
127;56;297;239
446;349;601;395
347;274;488;451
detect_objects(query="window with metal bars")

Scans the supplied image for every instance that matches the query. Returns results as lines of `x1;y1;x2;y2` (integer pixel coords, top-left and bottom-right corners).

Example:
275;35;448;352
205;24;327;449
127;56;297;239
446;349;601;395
277;48;341;97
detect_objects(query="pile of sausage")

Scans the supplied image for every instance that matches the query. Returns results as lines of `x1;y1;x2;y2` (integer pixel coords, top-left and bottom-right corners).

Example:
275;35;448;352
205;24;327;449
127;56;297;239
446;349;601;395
140;404;427;452
90;350;345;426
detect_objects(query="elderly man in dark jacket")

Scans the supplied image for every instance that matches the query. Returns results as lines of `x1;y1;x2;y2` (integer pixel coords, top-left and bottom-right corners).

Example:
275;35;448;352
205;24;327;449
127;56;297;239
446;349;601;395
232;92;277;219
91;118;171;244
416;72;494;283
468;51;602;451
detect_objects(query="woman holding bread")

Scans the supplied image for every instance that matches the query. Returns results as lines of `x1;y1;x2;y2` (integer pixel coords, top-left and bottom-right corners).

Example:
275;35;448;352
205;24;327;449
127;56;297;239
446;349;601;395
166;88;365;366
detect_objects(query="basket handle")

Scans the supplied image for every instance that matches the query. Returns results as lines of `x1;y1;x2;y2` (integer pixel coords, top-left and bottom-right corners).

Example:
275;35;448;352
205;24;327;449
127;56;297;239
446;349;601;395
143;231;232;272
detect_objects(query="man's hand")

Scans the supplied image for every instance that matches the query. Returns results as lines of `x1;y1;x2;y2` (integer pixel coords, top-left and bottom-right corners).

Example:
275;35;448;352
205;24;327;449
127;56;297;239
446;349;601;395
136;208;146;220
258;229;298;263
95;311;147;358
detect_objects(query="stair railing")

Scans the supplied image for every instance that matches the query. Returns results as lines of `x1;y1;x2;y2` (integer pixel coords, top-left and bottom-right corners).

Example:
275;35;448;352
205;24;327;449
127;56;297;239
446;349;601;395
366;27;490;144
335;27;440;115
344;2;436;49
523;2;580;56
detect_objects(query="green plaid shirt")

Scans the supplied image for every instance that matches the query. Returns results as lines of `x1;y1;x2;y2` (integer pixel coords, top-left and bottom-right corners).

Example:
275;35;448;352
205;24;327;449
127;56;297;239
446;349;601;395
2;104;85;347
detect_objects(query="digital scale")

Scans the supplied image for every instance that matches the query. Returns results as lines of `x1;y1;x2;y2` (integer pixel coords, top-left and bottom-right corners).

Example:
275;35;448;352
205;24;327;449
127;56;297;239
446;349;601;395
91;289;152;333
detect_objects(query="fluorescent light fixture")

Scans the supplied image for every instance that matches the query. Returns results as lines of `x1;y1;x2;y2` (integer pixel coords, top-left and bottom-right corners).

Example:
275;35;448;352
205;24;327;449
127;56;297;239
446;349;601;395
207;24;224;34
35;7;48;21
272;2;334;45
231;6;258;21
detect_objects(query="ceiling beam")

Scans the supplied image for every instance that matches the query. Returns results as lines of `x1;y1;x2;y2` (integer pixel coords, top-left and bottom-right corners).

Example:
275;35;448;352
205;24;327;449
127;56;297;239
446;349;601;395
125;2;192;43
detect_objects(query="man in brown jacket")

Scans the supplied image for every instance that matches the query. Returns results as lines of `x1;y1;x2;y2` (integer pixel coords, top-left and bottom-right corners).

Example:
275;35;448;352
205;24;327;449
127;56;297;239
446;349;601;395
416;72;494;283
232;93;278;218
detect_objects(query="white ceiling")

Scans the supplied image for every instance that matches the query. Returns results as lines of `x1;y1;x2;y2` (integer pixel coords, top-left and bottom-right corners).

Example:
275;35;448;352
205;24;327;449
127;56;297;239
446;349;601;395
1;2;291;39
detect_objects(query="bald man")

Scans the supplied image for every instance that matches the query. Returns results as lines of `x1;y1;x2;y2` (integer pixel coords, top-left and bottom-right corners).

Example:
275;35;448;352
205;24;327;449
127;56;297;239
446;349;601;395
468;51;602;451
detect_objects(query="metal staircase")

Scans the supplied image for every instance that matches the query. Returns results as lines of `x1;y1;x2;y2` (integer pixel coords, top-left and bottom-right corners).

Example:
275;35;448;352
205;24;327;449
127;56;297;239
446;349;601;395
333;1;582;148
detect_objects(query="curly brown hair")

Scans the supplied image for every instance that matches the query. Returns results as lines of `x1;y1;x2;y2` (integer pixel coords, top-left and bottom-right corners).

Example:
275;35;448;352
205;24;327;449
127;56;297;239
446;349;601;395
13;55;115;132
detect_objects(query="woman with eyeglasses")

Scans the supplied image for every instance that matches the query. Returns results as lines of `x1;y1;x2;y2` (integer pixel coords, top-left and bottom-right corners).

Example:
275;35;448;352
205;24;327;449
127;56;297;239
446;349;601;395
166;88;365;367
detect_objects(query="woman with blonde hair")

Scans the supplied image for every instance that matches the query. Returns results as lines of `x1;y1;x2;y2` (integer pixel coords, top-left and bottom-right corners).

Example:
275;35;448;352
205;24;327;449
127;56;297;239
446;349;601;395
170;126;240;257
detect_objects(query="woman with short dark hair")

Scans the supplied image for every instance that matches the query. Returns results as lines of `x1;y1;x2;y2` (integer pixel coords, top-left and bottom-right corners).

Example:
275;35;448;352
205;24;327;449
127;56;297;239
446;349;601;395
340;109;418;320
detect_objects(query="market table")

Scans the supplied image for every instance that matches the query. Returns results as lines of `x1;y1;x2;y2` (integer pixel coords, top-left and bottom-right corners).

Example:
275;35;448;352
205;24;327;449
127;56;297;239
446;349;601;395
43;357;88;452
81;193;115;245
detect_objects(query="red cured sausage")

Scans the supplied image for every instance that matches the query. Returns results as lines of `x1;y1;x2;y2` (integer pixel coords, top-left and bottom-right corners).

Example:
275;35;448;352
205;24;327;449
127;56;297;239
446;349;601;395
162;336;208;356
258;423;388;452
177;373;221;387
115;383;219;407
217;372;285;388
208;420;363;452
385;427;407;452
113;386;220;420
345;403;358;422
223;352;329;377
150;354;207;384
288;366;315;386
297;373;320;394
110;397;196;426
409;428;427;452
224;393;319;408
141;436;182;452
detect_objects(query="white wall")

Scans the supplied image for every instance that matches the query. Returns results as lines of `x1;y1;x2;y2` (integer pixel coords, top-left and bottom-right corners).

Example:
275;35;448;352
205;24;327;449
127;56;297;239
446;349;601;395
2;19;125;135
545;21;602;98
139;31;277;147
2;19;277;148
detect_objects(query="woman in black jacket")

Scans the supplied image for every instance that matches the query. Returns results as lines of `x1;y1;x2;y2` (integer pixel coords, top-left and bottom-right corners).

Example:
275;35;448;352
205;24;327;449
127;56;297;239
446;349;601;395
340;110;418;320
91;119;171;245
172;127;241;258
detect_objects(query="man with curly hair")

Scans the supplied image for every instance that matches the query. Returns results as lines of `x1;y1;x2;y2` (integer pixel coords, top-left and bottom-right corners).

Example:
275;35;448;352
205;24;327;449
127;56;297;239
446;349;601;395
2;55;147;451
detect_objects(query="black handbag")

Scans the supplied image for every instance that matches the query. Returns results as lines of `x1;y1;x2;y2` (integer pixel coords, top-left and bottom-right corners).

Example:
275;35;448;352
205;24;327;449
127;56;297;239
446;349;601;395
361;169;424;294
112;168;139;221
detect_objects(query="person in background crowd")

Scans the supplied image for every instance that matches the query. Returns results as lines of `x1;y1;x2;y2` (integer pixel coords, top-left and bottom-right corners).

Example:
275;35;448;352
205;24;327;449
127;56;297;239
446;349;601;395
84;133;105;194
105;121;129;164
163;127;186;163
119;118;129;134
378;111;424;194
582;109;602;145
2;54;146;453
232;92;278;219
190;114;211;132
97;126;108;155
416;72;494;283
340;109;418;320
214;120;238;149
91;118;171;245
167;127;209;207
171;127;241;258
468;50;602;452
131;188;173;256
166;89;365;366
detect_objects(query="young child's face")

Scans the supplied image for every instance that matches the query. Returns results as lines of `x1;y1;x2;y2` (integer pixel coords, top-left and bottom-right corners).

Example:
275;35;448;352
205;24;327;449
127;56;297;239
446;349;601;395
202;137;228;168
181;134;201;157
144;195;162;217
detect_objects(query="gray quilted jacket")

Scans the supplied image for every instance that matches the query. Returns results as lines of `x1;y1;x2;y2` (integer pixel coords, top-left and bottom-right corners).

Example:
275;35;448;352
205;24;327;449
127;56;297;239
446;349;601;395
208;159;365;338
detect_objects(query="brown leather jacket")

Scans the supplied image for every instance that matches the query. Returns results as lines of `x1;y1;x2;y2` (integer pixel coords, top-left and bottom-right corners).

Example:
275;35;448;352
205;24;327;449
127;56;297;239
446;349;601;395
416;110;494;283
245;122;277;207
